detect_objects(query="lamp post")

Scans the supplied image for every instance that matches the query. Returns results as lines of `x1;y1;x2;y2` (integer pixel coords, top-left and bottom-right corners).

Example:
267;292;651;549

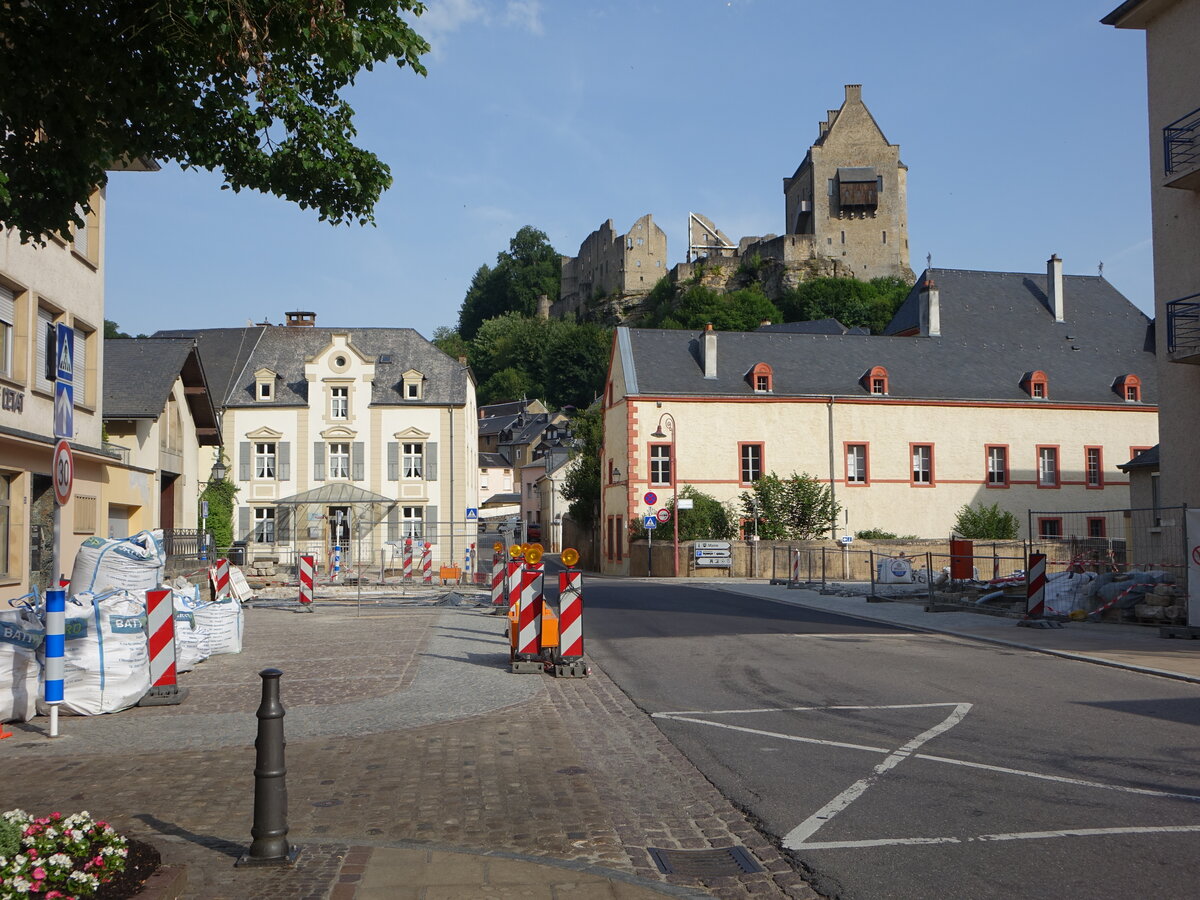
650;413;679;578
200;454;228;561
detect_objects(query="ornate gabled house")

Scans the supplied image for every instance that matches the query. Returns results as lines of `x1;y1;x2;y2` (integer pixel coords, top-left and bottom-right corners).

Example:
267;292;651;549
599;258;1158;574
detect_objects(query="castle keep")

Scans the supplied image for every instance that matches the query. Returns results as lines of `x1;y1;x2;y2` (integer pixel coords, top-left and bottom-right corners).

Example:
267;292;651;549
555;85;914;322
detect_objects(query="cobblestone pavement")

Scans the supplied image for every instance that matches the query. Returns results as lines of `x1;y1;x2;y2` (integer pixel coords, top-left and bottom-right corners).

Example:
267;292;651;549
3;597;821;899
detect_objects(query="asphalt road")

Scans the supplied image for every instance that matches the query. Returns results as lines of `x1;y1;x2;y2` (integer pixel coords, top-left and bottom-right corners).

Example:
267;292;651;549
576;578;1200;900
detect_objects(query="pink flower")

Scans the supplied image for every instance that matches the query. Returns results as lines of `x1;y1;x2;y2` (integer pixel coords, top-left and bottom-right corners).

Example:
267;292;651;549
92;855;103;867
28;848;38;858
46;893;64;899
33;867;47;879
50;812;62;820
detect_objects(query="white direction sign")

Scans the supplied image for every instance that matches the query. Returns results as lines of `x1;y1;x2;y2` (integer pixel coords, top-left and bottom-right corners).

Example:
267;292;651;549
677;498;695;510
53;439;73;506
695;541;731;550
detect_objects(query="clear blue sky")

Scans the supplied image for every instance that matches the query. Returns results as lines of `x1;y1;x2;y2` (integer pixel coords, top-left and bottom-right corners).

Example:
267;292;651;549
103;0;1152;338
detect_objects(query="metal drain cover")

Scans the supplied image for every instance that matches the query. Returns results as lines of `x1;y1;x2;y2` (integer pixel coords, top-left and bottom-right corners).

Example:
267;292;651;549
647;846;762;876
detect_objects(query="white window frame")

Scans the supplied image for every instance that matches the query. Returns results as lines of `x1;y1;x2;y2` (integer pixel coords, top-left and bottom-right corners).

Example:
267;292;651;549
987;446;1008;486
254;507;276;543
1038;447;1058;487
649;444;672;486
402;506;424;540
255;442;277;479
330;386;349;420
0;287;12;379
402;442;424;479
846;445;867;484
740;444;762;484
329;442;350;479
912;445;932;484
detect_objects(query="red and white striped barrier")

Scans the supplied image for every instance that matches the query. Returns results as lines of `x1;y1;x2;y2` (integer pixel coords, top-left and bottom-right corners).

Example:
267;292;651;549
791;551;801;584
210;558;231;600
421;543;432;584
298;555;315;605
1025;553;1047;618
403;537;413;583
557;571;583;661
515;563;543;660
506;560;523;615
139;588;186;706
491;556;507;606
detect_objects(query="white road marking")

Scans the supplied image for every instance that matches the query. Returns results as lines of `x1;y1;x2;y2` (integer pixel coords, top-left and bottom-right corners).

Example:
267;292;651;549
653;702;1200;851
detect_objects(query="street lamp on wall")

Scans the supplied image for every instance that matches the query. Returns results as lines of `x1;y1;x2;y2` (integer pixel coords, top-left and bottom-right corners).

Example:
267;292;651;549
650;413;679;577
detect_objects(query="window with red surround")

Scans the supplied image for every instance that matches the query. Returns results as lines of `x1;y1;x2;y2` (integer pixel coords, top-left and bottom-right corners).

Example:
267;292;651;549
747;362;773;393
1037;445;1060;488
910;443;934;486
1038;517;1063;539
861;365;889;395
739;442;764;485
1085;446;1103;489
845;443;869;485
1115;374;1141;402
985;444;1009;488
1087;517;1107;538
1021;370;1049;399
649;443;673;486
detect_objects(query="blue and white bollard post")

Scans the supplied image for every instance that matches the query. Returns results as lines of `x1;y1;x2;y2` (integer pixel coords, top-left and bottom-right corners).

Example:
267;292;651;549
44;588;66;738
332;545;341;581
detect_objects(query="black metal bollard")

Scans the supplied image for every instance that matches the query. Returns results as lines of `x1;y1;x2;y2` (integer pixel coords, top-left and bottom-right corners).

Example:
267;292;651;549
236;668;300;866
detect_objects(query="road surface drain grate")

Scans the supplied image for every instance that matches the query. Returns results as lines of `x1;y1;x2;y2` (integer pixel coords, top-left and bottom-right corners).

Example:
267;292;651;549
647;846;762;876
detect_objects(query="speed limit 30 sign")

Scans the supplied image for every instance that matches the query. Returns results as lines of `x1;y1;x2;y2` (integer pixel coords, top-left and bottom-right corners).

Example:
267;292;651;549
53;439;74;506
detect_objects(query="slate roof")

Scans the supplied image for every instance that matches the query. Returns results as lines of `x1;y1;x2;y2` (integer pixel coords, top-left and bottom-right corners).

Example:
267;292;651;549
755;318;869;335
479;452;511;468
153;326;470;408
103;338;222;443
620;267;1156;406
1117;444;1159;471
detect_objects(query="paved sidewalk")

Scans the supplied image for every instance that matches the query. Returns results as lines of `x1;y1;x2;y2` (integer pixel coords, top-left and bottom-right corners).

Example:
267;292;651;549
707;579;1200;683
2;596;818;900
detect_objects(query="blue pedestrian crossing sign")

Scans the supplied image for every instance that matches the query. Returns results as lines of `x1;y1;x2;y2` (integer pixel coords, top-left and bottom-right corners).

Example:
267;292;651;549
54;324;74;440
643;515;657;529
465;507;479;522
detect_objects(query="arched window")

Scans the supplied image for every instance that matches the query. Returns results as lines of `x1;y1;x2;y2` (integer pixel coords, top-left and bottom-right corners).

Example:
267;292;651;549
747;362;773;393
1021;370;1049;399
1115;373;1142;402
861;365;889;395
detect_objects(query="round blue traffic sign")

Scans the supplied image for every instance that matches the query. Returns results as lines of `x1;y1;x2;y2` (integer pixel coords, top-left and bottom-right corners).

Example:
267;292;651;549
643;491;657;505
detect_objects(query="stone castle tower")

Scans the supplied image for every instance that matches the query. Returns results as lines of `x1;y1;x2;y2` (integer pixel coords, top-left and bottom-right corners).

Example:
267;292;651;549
783;84;911;281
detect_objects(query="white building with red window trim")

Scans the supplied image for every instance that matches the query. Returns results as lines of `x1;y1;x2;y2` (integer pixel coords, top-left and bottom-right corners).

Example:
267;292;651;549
598;260;1159;574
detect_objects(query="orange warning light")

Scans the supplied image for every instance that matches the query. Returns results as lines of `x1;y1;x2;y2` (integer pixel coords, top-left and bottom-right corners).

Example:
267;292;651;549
526;546;544;565
561;547;579;568
509;544;523;559
493;541;504;554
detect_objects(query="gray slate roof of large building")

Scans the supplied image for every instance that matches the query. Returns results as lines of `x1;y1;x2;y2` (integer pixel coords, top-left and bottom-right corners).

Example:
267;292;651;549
104;339;199;418
622;267;1155;405
153;326;470;408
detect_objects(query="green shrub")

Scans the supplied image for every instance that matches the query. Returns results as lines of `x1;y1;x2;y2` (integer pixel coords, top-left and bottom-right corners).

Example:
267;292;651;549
856;528;898;539
954;502;1020;540
0;816;21;858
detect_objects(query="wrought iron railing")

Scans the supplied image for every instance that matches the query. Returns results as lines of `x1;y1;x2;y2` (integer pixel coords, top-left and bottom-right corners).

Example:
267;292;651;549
1164;106;1200;177
163;528;208;560
1166;293;1200;354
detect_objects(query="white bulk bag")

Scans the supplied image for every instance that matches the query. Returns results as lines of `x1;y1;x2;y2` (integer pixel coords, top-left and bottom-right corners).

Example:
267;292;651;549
172;584;211;672
70;530;166;594
192;597;244;655
1;605;43;723
36;590;150;716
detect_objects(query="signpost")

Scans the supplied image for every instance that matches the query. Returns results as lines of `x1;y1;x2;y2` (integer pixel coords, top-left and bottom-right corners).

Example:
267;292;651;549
694;540;732;569
53;324;73;441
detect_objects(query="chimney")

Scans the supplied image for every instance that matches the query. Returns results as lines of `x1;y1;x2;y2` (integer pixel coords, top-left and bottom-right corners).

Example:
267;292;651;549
919;276;941;337
701;323;717;379
285;311;317;327
845;84;862;102
1047;254;1064;322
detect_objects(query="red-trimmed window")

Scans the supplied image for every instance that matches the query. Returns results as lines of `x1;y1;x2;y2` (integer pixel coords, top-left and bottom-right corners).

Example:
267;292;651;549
748;362;773;393
1038;517;1063;539
1129;446;1152;464
845;443;869;485
986;445;1009;488
1087;517;1107;538
1115;374;1142;402
1037;445;1060;488
1022;370;1049;399
649;443;673;486
739;442;764;485
862;365;889;395
1085;446;1103;489
910;443;934;486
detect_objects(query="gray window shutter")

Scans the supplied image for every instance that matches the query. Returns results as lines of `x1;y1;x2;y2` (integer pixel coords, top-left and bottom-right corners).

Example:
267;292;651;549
278;442;290;481
237;506;250;542
387;442;399;481
425;505;437;543
352;442;365;481
313;442;325;481
276;506;291;542
239;442;251;481
425;442;438;481
388;505;398;542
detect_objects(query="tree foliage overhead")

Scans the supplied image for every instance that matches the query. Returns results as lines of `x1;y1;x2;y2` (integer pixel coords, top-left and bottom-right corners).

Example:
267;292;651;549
457;226;562;340
0;1;431;240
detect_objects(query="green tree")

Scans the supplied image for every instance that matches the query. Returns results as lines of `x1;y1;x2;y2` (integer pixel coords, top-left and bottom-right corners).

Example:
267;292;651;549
953;502;1020;540
561;405;602;530
739;472;840;540
629;485;736;542
104;319;147;340
199;475;239;552
777;276;911;334
457;226;561;339
541;321;610;410
430;325;469;362
0;1;430;241
640;282;782;332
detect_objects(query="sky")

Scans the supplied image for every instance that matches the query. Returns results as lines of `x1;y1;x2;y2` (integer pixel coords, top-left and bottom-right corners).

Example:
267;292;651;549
103;0;1154;339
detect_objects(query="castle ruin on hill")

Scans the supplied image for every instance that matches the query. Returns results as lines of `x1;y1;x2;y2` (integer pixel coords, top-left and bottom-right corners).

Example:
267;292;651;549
552;85;915;324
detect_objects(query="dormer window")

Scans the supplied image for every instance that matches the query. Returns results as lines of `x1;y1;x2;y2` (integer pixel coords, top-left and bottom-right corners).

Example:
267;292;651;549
402;369;424;400
862;365;889;395
747;362;773;393
254;368;276;402
1021;370;1049;400
1115;374;1142;402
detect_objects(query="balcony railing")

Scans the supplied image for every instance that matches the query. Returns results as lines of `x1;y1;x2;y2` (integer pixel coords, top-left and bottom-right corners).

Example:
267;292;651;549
1167;294;1200;358
1164;106;1200;184
163;528;209;560
102;441;130;465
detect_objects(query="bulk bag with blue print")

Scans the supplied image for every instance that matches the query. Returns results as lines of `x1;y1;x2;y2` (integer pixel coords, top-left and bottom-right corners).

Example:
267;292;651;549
1;605;43;722
171;582;212;671
69;530;166;594
36;590;150;716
